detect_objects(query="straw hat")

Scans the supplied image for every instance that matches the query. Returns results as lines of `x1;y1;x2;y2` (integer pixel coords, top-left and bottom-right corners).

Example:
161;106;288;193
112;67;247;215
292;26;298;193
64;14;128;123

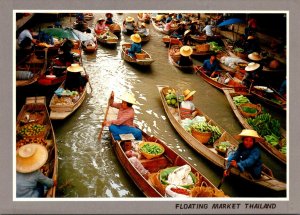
180;46;193;57
119;92;138;105
130;34;142;43
67;63;84;73
141;23;146;28
236;129;262;141
245;62;260;71
248;52;262;61
16;144;48;173
183;89;196;100
105;13;113;17
247;35;255;40
184;30;191;36
126;16;134;22
97;18;105;23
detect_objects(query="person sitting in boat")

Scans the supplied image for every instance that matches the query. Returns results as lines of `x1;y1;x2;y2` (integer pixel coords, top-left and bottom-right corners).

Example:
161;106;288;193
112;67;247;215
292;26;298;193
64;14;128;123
244;36;261;54
180;89;199;119
242;62;261;89
64;63;88;93
103;91;142;141
18;28;38;49
55;39;75;66
178;46;193;66
189;20;199;35
202;54;220;77
170;23;185;39
126;34;142;58
202;21;214;38
224;129;262;179
135;23;149;37
95;18;108;35
182;30;193;46
176;13;183;21
105;13;114;25
16;144;57;197
164;19;175;32
123;16;136;34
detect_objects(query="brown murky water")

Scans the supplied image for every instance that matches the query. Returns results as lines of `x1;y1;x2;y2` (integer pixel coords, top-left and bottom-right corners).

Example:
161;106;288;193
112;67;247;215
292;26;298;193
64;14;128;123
16;13;286;198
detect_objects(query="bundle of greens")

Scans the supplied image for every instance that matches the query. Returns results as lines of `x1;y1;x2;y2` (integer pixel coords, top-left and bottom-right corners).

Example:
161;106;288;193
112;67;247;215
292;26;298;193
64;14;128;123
233;95;250;106
191;122;222;144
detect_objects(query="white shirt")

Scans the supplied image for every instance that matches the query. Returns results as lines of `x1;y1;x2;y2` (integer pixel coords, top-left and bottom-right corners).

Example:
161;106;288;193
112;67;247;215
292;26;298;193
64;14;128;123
18;29;33;45
202;25;213;36
180;101;195;111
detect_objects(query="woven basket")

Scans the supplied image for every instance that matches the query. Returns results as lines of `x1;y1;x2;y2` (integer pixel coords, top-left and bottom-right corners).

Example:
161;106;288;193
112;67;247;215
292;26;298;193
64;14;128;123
139;142;165;159
238;103;262;118
196;44;210;52
191;129;212;144
136;53;146;60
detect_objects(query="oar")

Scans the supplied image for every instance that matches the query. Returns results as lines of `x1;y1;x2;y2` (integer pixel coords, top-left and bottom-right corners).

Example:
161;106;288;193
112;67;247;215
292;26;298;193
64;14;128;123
217;166;232;189
98;91;114;141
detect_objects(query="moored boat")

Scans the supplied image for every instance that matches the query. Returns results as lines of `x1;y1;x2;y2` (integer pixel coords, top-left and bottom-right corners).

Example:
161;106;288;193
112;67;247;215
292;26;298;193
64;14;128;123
140;29;150;43
121;43;154;66
105;101;228;197
95;30;118;46
168;42;194;73
16;96;58;197
151;18;178;35
108;23;121;36
157;85;286;191
223;88;286;164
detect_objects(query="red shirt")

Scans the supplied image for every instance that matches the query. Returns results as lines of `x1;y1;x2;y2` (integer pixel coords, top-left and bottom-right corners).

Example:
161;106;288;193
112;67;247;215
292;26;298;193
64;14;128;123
111;102;134;126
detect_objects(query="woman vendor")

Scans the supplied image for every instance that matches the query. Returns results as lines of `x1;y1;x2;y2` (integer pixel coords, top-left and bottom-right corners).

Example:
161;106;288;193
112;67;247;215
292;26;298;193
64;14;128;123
16;144;56;197
64;63;88;92
180;89;199;119
178;46;193;66
135;23;149;37
224;129;262;179
94;18;107;35
202;54;220;77
103;91;142;141
123;16;136;35
242;62;261;88
127;34;142;58
105;13;114;25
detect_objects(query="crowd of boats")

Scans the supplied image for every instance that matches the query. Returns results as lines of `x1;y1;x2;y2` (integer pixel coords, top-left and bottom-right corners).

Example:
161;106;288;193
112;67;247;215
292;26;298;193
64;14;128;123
15;12;286;198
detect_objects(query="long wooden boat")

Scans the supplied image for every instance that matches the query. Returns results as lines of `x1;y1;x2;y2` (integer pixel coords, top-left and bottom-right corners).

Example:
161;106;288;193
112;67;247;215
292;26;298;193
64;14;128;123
95;31;118;46
157;85;286;191
16;50;47;87
223;88;286;164
49;79;87;120
168;45;194;73
105;104;228;197
151;18;178;35
137;13;151;24
82;38;98;53
190;34;207;43
121;43;154;66
16;96;58;197
194;66;247;92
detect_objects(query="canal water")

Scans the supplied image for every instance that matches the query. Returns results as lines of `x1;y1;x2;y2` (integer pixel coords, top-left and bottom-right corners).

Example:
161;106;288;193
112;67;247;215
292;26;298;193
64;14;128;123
16;13;286;198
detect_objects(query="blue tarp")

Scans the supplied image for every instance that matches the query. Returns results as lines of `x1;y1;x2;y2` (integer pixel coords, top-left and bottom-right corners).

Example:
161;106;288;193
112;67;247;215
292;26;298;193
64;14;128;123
217;18;244;27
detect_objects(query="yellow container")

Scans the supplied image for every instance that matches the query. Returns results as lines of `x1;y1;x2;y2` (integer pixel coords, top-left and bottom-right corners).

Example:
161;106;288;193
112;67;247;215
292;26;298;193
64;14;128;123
139;142;165;159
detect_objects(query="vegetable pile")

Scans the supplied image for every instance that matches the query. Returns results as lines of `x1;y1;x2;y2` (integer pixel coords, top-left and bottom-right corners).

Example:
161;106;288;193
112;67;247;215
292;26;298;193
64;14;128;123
191;122;222;144
215;141;231;153
241;106;257;114
18;123;46;138
140;143;164;155
208;42;223;53
165;89;180;108
233;95;250;106
234;47;244;53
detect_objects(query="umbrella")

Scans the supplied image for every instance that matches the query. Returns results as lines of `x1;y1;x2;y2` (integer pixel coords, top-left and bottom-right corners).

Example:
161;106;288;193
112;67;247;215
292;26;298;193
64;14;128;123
41;28;79;40
217;18;244;27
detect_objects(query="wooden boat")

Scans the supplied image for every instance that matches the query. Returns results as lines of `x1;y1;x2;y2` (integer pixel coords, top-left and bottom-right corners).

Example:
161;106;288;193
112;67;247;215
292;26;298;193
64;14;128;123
168;45;194;73
95;31;118;46
194;66;247;92
16;50;47;87
223;88;286;164
190;34;207;43
16;96;58;197
151;18;178;35
49;79;87;120
157;85;286;191
137;13;151;24
121;43;154;66
191;44;212;58
108;23;121;36
105;104;228;197
81;38;98;53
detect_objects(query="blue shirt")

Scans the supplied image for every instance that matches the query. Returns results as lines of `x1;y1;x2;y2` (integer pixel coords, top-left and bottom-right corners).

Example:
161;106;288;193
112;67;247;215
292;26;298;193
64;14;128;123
128;43;142;58
17;171;54;198
202;59;219;76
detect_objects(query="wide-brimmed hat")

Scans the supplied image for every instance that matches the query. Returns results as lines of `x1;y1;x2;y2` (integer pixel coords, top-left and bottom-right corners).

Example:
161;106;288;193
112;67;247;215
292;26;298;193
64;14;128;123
130;34;142;43
183;89;196;100
119;92;138;105
105;13;113;17
236;129;262;141
97;18;105;23
248;52;262;61
184;30;191;36
16;144;48;173
126;16;134;22
67;63;84;73
245;62;260;71
141;23;146;28
180;46;193;57
247;35;255;40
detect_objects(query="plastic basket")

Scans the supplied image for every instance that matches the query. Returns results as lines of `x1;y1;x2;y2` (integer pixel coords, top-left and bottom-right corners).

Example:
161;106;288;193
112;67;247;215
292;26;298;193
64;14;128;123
139;142;165;159
191;129;212;144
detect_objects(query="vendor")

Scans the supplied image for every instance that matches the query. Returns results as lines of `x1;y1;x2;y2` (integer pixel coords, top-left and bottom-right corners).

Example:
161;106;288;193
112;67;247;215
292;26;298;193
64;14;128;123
123;16;136;35
57;39;75;66
16;144;56;197
135;23;149;37
244;36;260;54
178;46;193;66
202;54;220;77
94;18;107;35
180;89;199;119
18;28;38;49
164;19;175;33
103;91;142;141
242;62;261;88
202;21;214;37
64;63;88;92
105;13;114;25
127;34;142;58
171;23;185;39
182;30;193;45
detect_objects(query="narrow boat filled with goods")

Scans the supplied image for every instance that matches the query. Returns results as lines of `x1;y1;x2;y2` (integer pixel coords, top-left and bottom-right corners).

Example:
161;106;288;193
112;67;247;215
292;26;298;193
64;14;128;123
157;85;286;191
121;42;154;66
16;97;58;197
95;30;118;46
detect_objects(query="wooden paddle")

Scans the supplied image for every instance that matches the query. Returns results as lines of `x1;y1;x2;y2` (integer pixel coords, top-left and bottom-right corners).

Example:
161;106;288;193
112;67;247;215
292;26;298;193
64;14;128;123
217;166;232;189
98;91;114;141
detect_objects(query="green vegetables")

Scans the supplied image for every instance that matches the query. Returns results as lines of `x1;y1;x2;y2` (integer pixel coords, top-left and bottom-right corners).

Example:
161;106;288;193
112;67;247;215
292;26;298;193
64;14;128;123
191;122;222;144
215;141;231;153
270;98;282;104
165;89;179;108
241;106;257;114
208;42;223;53
234;47;244;53
140;143;164;155
264;134;280;147
18;123;46;137
279;146;286;154
233;95;250;106
247;113;281;137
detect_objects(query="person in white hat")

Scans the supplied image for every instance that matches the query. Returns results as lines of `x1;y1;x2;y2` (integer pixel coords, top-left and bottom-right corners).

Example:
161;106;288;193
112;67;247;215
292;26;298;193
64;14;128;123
64;63;88;92
135;23;149;37
180;89;199;119
244;35;260;54
103;91;142;141
95;18;108;35
224;129;262;179
127;34;142;58
16;144;56;197
178;46;193;66
123;16;136;35
182;29;193;46
242;62;261;88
